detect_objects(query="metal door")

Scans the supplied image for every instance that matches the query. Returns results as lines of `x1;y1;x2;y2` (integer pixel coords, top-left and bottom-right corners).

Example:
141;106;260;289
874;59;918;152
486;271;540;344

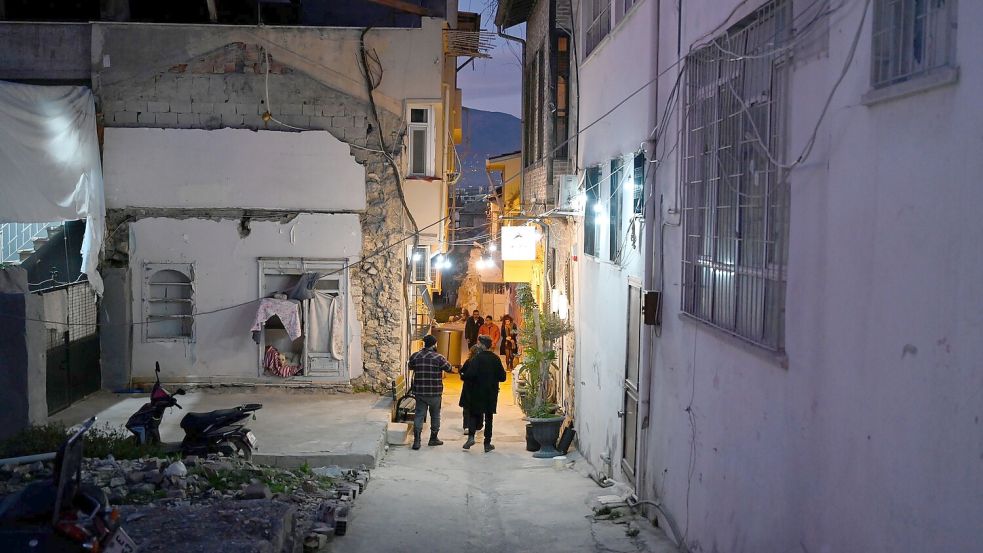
44;283;100;415
621;284;642;481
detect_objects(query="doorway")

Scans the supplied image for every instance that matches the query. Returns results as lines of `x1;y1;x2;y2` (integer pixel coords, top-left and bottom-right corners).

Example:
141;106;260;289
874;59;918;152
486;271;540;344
621;283;642;482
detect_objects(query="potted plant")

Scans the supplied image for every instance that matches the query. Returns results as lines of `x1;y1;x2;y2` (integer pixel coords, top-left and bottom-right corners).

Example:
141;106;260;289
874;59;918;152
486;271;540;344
515;284;572;458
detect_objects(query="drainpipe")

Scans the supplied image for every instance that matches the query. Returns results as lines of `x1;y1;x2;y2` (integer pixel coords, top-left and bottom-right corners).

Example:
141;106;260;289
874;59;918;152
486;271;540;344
638;0;661;502
497;24;526;205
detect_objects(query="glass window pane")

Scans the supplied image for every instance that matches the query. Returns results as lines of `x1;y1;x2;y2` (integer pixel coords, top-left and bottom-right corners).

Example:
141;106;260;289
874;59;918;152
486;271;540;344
411;128;427;174
410;108;428;123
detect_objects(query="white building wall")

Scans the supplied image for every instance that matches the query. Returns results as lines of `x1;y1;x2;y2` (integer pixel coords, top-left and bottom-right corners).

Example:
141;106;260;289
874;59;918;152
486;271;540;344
104;127;366;383
645;1;983;552
127;214;363;382
573;0;658;481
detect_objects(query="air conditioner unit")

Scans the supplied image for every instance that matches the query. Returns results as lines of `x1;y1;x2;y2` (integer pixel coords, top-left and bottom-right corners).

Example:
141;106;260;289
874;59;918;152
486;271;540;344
409;245;431;284
555;174;582;213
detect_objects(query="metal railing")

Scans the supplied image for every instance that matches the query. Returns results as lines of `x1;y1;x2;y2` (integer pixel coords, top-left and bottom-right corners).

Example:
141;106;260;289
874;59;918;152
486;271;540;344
1;222;59;264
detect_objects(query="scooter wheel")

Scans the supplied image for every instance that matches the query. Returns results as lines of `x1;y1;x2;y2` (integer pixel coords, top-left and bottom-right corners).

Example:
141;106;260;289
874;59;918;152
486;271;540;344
230;438;253;461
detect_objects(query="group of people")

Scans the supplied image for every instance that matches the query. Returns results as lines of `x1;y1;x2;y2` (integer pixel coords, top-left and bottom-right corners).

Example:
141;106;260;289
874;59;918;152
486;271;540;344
406;311;519;453
463;310;520;370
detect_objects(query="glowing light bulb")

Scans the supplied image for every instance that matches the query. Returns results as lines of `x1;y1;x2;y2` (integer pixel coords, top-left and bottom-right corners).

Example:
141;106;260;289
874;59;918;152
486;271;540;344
488;243;497;252
412;252;422;261
592;203;604;213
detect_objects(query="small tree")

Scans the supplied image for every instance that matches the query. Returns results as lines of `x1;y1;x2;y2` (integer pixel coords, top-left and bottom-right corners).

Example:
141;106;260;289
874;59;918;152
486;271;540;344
516;284;572;418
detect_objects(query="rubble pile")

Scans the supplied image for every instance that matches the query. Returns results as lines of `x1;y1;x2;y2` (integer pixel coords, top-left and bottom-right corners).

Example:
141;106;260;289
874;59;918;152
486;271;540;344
0;455;370;553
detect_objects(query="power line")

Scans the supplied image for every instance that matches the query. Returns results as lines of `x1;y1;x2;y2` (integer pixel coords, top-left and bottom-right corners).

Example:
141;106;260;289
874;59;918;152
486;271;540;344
0;215;450;327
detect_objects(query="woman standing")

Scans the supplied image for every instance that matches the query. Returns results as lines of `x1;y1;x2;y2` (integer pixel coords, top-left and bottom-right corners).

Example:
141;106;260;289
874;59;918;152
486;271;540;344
499;315;519;371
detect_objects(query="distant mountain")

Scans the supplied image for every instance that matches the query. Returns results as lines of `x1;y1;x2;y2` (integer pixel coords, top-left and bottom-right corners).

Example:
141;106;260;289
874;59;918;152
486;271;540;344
456;107;521;195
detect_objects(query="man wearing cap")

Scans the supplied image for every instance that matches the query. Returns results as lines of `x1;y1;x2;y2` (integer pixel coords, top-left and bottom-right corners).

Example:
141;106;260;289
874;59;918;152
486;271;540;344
407;334;454;450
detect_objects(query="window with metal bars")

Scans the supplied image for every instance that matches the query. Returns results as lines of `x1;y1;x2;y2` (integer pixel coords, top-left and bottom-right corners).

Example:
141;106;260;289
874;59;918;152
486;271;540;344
609;159;623;262
871;0;955;90
410;245;431;284
584;166;601;257
632;152;645;215
585;0;611;57
680;0;791;351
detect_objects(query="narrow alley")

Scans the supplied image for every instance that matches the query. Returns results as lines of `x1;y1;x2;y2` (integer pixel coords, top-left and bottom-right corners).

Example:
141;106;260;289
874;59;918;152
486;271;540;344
337;373;676;553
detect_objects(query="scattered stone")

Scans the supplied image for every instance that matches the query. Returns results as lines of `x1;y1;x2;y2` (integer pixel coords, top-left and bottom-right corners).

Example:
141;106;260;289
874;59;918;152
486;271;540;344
144;471;164;485
241;483;272;500
109;476;126;488
141;459;161;472
163;461;187;478
166;489;187;499
125;471;145;484
312;465;344;479
28;461;45;473
301;481;319;494
182;455;200;467
134;483;156;495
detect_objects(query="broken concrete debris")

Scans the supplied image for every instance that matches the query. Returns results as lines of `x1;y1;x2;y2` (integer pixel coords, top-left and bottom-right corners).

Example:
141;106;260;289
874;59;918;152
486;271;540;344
0;455;370;552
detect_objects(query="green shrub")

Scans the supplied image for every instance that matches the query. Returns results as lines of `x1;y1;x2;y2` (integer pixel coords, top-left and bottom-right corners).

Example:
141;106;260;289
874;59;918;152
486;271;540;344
0;423;171;460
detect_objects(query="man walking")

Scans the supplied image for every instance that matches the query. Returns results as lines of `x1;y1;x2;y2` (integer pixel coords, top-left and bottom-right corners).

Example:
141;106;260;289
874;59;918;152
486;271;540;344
460;335;507;452
479;315;501;350
408;335;453;450
464;309;483;348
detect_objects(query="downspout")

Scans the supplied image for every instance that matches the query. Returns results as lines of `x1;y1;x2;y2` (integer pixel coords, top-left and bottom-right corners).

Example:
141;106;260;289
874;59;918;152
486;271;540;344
497;24;526;205
638;0;661;500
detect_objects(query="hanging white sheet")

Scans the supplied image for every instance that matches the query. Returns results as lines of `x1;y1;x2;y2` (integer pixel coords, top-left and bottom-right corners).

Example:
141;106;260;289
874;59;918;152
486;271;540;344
308;291;345;361
0;82;105;295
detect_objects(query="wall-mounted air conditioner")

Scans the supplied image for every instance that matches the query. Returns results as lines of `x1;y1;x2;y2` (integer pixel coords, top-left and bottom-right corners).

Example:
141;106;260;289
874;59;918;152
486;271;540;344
555;174;582;213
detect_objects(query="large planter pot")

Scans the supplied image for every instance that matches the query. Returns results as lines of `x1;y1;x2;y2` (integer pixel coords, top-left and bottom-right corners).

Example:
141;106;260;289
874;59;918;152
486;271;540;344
525;423;540;452
527;416;565;458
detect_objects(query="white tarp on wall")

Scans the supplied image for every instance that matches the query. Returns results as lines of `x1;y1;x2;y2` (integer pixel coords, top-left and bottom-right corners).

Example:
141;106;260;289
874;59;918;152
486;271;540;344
0;81;105;294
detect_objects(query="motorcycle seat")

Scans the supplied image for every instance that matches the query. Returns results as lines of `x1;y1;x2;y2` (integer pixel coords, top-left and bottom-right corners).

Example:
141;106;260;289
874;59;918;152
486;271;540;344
180;408;242;434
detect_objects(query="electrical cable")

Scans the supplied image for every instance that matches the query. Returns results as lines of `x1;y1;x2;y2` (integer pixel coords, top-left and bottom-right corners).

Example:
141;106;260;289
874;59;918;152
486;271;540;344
0;215;450;327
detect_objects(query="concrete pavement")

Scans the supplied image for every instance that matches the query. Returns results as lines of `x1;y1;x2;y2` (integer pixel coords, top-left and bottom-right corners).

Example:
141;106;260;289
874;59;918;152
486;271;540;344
335;371;679;553
51;388;391;468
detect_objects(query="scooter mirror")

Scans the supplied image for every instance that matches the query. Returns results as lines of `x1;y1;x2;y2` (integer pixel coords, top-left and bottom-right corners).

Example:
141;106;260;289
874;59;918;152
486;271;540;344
155;362;161;374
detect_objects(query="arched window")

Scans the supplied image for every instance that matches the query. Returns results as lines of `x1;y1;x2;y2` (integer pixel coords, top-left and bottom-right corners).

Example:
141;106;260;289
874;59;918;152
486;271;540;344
142;263;194;341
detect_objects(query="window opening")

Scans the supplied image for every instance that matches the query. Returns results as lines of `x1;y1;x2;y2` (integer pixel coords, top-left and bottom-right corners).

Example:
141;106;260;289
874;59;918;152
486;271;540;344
680;0;791;350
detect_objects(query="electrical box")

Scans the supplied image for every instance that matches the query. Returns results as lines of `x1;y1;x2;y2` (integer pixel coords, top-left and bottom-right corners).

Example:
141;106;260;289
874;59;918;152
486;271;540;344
643;290;662;326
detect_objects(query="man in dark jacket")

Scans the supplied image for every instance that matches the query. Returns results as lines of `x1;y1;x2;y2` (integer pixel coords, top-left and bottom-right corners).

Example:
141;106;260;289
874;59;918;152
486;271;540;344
408;335;453;450
459;335;507;452
463;309;483;348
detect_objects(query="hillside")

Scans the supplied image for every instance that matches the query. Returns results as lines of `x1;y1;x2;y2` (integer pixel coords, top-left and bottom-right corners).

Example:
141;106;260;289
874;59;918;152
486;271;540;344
455;107;521;195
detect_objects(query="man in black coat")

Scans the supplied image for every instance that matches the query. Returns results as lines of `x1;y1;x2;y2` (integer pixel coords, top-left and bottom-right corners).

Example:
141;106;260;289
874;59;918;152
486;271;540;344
459;335;507;452
463;309;483;349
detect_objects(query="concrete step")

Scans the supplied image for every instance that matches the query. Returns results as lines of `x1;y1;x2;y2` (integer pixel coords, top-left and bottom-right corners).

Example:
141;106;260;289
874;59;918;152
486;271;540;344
32;237;49;249
18;249;34;262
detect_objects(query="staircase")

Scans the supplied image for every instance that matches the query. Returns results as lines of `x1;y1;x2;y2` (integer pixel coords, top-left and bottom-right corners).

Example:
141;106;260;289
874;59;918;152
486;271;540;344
0;222;62;265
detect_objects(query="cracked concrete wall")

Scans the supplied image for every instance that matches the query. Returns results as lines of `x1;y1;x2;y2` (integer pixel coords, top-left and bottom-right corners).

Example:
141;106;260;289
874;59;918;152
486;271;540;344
90;23;437;389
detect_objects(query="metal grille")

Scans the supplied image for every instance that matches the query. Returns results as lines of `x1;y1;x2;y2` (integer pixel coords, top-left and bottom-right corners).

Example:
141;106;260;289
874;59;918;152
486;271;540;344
585;0;611;57
1;222;58;263
680;0;791;351
67;283;98;342
871;0;955;89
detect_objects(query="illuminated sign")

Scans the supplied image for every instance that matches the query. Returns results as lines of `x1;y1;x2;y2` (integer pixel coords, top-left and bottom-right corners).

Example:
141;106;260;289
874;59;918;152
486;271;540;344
501;226;539;261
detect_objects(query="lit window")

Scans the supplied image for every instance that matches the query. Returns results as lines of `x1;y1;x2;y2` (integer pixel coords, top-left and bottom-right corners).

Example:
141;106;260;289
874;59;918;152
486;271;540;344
407;106;434;177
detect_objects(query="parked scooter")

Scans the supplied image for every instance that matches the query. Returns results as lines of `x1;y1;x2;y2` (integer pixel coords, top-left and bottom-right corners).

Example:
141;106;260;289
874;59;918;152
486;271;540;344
0;417;137;552
125;363;262;459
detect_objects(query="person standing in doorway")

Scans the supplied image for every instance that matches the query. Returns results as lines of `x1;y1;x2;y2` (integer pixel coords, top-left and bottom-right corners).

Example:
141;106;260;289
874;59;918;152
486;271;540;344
460;335;507;452
479;315;501;351
408;335;453;450
464;309;483;348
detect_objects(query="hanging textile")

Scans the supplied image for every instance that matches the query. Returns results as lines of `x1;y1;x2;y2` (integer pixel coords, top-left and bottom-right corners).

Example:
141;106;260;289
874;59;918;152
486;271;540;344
250;298;302;341
308;291;344;361
263;345;300;378
0;82;105;295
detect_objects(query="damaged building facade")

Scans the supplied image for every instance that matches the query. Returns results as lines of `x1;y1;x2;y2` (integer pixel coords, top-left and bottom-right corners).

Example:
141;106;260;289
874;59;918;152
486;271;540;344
1;1;477;393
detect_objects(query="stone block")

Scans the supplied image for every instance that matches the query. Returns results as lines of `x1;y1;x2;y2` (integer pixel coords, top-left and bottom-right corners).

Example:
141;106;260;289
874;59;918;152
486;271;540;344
200;114;222;129
191;76;210;98
125;101;147;113
307;116;333;130
236;103;259;115
221;113;244;127
170;100;193;113
320;103;345;117
174;76;193;99
155;112;178;126
241;115;267;129
177;113;199;127
279;103;303;115
332;116;354;129
302;103;319;116
214;102;238;117
102;100;125;113
352;115;366;129
147;101;169;113
137;112;155;124
192;102;214;114
279;115;310;129
386;422;409;445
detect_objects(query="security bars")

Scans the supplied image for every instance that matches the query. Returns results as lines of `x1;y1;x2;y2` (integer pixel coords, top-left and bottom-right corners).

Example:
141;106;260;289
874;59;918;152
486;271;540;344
871;0;955;89
680;0;791;351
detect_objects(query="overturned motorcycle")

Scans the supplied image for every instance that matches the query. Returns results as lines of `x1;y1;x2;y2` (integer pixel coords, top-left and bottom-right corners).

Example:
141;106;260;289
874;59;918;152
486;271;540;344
125;363;262;459
0;417;137;552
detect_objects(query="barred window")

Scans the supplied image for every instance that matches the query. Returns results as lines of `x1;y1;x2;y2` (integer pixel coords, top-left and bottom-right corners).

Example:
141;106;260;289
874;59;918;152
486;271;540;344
871;0;956;89
680;0;791;351
584;166;601;257
585;0;611;57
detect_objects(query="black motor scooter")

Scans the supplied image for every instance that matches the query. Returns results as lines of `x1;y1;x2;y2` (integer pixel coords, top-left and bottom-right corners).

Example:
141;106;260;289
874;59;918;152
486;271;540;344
125;363;262;459
0;417;136;552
